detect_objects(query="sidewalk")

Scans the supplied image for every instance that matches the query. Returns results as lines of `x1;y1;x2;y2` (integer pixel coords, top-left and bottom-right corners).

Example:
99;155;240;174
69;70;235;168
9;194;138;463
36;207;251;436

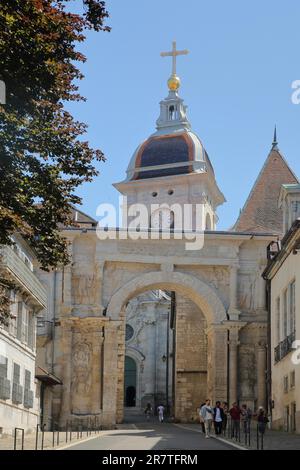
221;427;300;451
0;429;103;450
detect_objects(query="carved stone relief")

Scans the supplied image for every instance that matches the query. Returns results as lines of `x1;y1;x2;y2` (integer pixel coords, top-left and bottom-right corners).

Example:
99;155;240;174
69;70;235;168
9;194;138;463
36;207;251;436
71;335;93;415
239;346;256;400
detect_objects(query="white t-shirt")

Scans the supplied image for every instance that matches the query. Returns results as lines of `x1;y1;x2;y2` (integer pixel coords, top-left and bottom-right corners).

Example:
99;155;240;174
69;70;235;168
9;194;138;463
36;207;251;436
158;406;164;415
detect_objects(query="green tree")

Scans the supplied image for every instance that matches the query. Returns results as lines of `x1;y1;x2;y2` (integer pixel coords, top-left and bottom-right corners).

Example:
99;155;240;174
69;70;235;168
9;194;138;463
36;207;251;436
0;0;110;323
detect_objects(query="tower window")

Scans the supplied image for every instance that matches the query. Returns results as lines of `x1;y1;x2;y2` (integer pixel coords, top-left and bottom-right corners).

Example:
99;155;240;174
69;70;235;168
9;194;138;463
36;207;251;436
168;105;178;121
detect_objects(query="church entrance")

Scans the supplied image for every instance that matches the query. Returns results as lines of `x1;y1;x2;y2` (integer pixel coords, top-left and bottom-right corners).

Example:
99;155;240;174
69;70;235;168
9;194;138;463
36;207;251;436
105;269;229;425
124;356;137;407
122;287;209;422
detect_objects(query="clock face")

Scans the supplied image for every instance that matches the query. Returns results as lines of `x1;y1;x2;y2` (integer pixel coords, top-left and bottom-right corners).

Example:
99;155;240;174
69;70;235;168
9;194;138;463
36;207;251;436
151;209;174;229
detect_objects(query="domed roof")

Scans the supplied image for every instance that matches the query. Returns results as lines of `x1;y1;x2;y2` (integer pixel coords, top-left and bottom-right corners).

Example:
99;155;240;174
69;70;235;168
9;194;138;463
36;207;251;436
127;129;214;181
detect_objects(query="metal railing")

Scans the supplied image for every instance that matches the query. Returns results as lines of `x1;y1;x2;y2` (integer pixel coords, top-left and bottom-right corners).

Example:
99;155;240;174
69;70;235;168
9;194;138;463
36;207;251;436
8;417;102;450
14;428;24;450
274;332;296;363
0;246;47;309
223;417;265;450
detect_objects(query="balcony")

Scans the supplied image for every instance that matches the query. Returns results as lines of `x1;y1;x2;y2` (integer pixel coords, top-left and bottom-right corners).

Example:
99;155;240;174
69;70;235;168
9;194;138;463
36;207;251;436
0;245;47;310
274;332;296;363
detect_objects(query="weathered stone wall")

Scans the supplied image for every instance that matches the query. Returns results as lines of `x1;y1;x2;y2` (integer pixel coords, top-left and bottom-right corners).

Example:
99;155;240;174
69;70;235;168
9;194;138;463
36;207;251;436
175;294;207;422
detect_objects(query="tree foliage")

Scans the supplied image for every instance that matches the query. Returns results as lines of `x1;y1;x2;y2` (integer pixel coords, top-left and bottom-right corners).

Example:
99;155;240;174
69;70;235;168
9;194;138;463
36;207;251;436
0;0;110;322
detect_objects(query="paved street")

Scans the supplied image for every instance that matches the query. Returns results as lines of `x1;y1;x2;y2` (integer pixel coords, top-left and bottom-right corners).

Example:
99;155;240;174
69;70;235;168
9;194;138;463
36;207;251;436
63;421;234;451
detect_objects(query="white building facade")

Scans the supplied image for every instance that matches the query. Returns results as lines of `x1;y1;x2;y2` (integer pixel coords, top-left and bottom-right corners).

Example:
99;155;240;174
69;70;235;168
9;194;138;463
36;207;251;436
0;236;47;434
264;184;300;433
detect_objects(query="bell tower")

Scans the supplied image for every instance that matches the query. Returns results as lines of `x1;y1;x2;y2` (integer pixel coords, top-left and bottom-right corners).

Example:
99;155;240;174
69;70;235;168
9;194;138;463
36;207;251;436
114;42;225;232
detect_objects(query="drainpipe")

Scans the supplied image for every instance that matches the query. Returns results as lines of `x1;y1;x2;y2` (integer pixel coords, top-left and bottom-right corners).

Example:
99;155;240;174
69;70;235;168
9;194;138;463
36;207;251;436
166;307;170;416
171;292;176;417
226;309;230;406
49;269;57;430
227;329;230;405
266;279;272;419
51;269;57;374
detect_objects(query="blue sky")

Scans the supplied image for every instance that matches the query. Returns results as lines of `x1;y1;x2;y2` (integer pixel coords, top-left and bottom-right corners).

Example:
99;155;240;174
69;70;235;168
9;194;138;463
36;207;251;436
69;0;300;230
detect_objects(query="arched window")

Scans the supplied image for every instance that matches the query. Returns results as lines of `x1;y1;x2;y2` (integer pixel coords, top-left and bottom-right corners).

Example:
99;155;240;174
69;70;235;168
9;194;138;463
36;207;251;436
168;105;178;121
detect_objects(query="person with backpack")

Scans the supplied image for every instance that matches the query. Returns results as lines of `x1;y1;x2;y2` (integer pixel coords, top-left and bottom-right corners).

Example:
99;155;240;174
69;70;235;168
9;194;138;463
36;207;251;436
257;407;269;435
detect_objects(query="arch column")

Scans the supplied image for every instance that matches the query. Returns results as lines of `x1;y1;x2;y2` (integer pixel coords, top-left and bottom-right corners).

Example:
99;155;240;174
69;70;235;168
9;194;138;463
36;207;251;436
227;322;247;405
228;264;240;321
102;319;124;426
257;342;267;409
206;324;228;404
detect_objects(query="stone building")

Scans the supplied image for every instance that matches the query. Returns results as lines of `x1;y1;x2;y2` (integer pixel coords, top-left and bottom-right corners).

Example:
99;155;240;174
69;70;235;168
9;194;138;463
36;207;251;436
124;291;173;414
37;45;299;429
0;235;47;433
263;184;300;433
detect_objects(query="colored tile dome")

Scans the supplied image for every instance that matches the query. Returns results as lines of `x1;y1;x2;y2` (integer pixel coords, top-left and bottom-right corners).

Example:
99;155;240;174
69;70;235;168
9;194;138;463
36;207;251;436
127;130;214;181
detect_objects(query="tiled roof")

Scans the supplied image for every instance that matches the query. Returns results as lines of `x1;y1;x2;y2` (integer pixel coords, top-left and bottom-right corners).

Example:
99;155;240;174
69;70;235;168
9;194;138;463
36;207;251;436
234;148;299;234
133;133;193;180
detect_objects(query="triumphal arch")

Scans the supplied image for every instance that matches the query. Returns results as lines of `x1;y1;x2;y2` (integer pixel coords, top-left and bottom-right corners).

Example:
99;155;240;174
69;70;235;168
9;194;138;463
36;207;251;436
37;43;286;428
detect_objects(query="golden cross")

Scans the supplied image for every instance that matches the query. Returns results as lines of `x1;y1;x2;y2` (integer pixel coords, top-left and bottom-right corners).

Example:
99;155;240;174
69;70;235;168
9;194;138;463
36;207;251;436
161;41;189;76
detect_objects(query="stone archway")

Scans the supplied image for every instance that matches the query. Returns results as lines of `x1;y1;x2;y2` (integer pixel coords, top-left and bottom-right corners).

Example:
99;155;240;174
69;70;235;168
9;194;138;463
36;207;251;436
103;271;228;424
107;270;227;324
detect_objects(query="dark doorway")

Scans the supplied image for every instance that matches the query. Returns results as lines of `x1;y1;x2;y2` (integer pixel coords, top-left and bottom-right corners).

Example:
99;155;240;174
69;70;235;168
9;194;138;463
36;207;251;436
126;386;136;407
124;356;137;407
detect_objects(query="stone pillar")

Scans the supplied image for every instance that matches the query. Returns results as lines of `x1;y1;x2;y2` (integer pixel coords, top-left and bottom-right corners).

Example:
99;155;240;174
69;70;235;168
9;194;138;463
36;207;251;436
206;325;228;404
59;321;72;427
228;264;240;320
91;329;104;415
229;333;239;405
61;265;72;316
257;342;267;409
257;271;267;311
102;319;122;427
144;309;157;399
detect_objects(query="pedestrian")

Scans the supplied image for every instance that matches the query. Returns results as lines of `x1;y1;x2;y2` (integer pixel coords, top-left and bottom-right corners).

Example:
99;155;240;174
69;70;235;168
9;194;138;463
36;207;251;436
229;402;241;439
257;407;268;435
144;403;152;422
241;404;252;435
213;401;224;435
157;404;165;423
198;403;206;434
221;402;229;435
200;399;214;438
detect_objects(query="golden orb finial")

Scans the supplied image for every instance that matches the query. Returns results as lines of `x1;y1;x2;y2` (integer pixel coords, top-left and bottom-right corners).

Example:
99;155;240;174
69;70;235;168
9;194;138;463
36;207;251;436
161;41;188;92
168;74;181;91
